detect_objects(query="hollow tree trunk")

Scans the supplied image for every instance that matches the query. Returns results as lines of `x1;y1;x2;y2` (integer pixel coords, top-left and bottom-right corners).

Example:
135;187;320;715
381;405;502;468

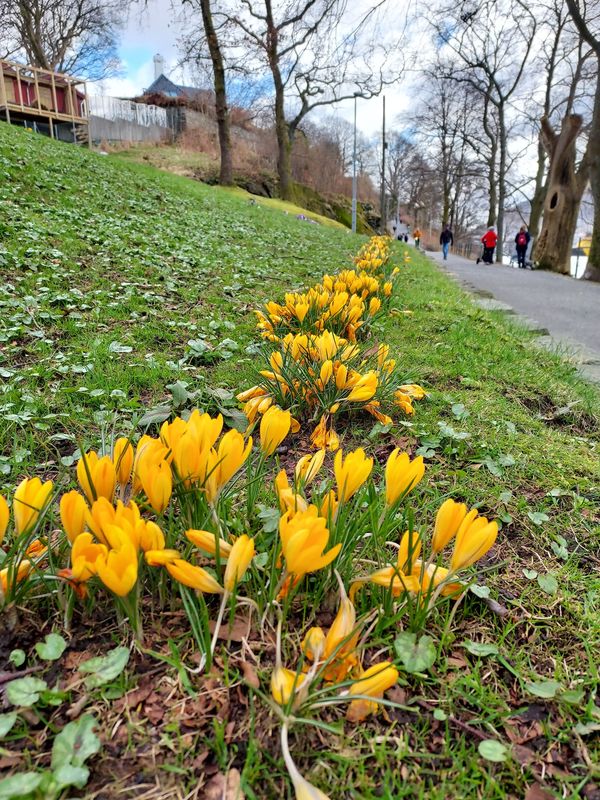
200;0;233;186
533;115;588;274
582;74;600;281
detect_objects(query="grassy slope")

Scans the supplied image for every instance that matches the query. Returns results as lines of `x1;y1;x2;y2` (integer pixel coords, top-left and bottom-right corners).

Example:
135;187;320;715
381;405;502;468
0;124;352;477
1;123;599;799
113;144;347;229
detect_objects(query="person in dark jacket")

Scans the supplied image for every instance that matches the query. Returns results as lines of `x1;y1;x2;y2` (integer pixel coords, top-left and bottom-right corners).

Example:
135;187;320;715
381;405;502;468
515;225;531;268
440;225;453;260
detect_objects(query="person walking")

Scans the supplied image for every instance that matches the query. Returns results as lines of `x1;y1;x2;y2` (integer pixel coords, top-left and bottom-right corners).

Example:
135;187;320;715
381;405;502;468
515;225;531;268
439;225;453;260
476;227;498;264
413;227;422;249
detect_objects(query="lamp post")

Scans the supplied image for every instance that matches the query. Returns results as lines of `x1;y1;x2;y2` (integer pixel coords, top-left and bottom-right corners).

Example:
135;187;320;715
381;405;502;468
351;92;359;234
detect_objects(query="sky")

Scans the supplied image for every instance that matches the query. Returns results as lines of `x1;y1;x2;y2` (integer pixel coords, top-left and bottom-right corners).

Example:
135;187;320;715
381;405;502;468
94;0;414;139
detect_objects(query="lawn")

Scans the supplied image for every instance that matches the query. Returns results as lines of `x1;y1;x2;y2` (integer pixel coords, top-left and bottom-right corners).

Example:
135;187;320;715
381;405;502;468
0;123;599;800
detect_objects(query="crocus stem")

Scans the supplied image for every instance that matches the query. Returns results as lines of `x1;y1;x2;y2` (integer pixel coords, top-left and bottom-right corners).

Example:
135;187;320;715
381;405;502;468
209;589;229;660
280;721;302;789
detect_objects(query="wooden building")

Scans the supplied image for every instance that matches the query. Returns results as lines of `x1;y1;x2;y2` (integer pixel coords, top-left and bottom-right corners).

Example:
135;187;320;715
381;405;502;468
0;59;89;144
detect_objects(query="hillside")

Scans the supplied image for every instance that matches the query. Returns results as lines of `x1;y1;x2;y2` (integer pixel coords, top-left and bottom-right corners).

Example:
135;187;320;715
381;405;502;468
0;124;599;800
0;124;354;474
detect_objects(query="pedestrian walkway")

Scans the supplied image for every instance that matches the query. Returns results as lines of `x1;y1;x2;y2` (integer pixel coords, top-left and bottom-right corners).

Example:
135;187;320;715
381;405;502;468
427;249;600;382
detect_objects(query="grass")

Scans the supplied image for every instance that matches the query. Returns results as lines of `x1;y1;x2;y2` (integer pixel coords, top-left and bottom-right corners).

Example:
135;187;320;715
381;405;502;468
113;144;347;229
1;123;599;800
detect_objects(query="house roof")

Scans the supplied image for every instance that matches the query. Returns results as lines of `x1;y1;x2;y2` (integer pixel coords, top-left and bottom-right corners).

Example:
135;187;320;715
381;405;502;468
142;73;204;99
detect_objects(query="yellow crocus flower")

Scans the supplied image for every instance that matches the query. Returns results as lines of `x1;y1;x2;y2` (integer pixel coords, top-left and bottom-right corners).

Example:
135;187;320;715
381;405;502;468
347;662;399;721
77;452;116;503
145;548;180;566
139;460;172;515
0;494;9;544
95;533;138;597
279;506;341;579
113;438;134;485
214;430;252;490
60;490;88;544
294;449;325;486
1;559;32;595
13;477;53;535
451;514;499;571
186;529;232;558
260;406;291;455
334;448;373;503
71;532;107;582
223;535;255;592
346;371;377;402
302;627;326;662
432;499;468;553
271;666;305;706
384;449;424;506
166;558;223;593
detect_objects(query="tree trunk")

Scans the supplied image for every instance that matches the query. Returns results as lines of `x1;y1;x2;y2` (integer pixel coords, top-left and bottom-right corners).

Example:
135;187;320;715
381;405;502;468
496;103;507;262
581;71;600;281
528;137;547;241
533;115;587;274
199;0;233;186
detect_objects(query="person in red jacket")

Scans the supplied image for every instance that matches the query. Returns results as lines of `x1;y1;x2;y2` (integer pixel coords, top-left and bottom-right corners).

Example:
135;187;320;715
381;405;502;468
476;227;498;264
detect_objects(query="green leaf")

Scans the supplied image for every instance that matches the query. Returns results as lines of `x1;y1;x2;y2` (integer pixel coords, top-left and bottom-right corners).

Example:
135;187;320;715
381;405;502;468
35;633;67;661
537;574;558;595
0;712;17;739
433;708;447;721
525;680;562;699
8;649;25;667
527;511;549;526
470;584;490;599
6;677;48;707
51;714;100;788
78;646;130;688
522;569;538;580
478;739;509;762
551;541;568;560
138;405;172;427
464;641;499;657
561;689;585;704
574;721;600;736
394;632;436;674
0;772;44;800
219;406;248;433
257;505;280;534
53;764;90;789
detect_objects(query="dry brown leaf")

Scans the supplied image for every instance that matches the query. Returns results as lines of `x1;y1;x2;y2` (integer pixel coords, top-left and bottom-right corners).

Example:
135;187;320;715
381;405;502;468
209;615;252;642
525;783;554;800
240;660;259;689
203;769;245;800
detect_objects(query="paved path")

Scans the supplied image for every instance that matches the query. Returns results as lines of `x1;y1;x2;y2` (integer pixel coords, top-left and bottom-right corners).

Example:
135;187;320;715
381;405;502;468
428;249;600;380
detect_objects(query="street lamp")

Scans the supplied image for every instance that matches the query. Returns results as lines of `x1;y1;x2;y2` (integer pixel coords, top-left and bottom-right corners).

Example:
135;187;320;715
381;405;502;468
351;92;360;235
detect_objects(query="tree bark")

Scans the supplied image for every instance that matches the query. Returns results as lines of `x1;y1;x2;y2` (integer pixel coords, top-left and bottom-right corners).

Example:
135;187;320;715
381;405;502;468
528;137;547;240
199;0;233;186
496;102;507;262
581;69;600;281
533;115;588;274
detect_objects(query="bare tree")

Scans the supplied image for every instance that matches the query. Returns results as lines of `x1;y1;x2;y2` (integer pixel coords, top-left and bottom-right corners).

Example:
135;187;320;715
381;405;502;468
532;114;589;272
229;0;404;201
433;0;537;260
181;0;234;185
0;0;125;79
565;0;600;280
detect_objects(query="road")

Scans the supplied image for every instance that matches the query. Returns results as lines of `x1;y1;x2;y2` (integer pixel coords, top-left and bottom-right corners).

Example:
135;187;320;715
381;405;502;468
428;250;600;372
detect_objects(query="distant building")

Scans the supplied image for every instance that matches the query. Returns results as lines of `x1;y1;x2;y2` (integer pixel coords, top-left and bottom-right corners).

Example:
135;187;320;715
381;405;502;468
0;59;89;144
